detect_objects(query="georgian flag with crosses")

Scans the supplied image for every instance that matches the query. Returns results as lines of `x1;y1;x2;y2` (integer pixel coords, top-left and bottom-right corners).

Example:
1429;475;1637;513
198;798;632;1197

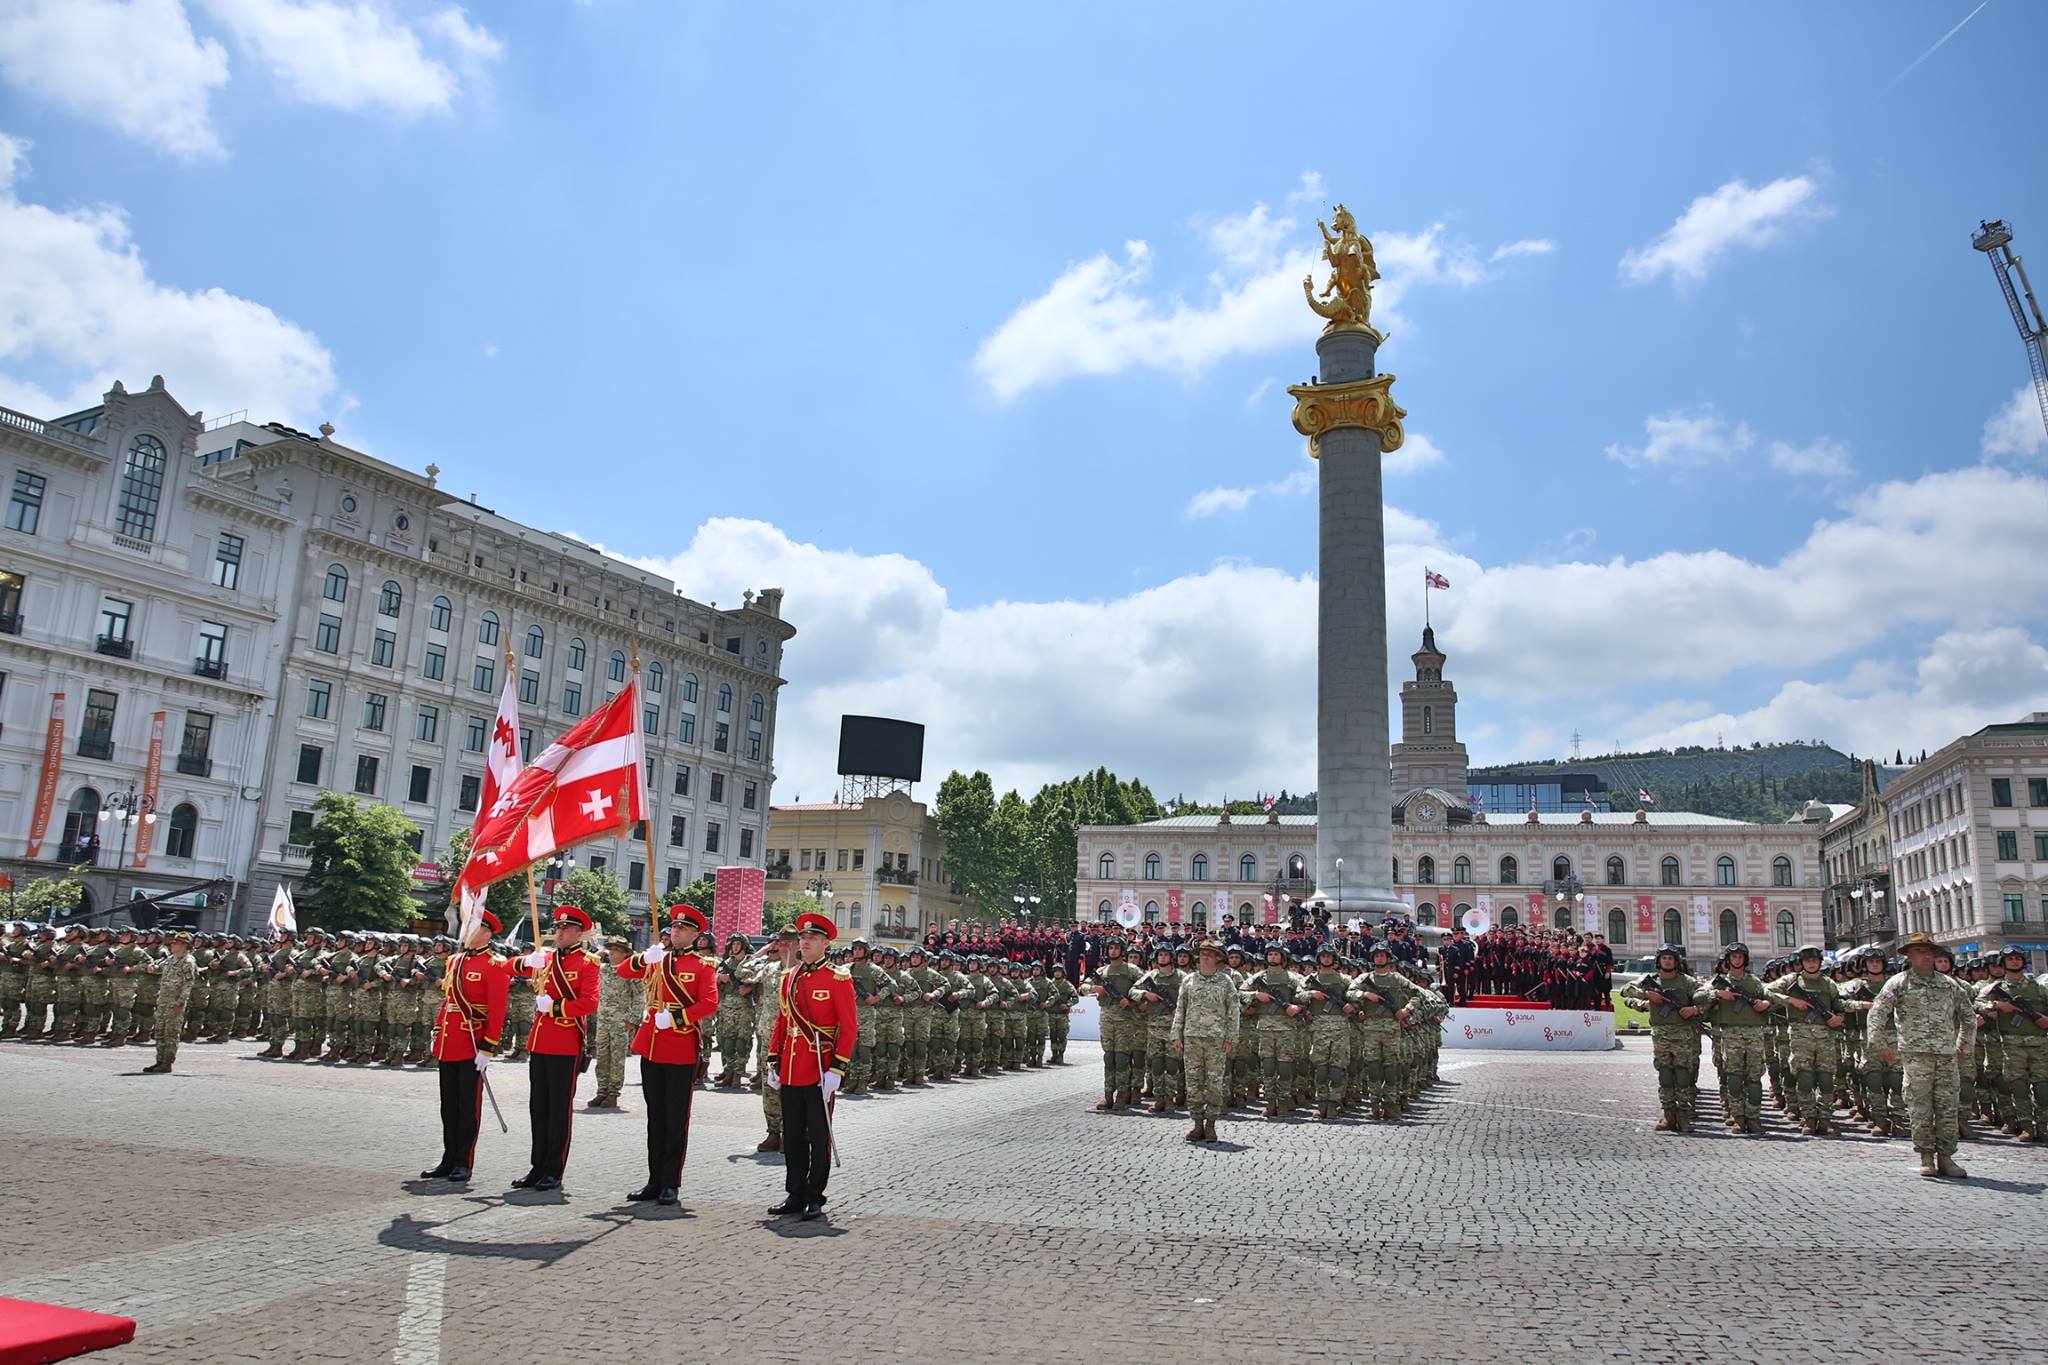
455;667;526;936
456;679;646;899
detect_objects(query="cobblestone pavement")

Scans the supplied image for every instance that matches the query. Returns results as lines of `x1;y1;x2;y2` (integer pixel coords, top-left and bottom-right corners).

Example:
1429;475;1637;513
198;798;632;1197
4;1037;2046;1363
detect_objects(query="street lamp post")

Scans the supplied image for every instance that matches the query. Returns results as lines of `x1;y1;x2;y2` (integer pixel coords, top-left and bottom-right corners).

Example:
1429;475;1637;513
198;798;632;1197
99;785;156;917
1334;858;1344;940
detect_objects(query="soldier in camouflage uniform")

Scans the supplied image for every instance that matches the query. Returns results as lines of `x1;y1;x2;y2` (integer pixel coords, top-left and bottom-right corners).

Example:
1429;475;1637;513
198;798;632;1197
503;947;534;1061
105;926;147;1046
77;927;113;1043
927;948;964;1077
1622;944;1705;1132
258;932;295;1056
1084;939;1142;1108
23;924;59;1039
1978;945;2048;1140
878;946;914;1087
181;933;213;1043
743;928;800;1150
1697;943;1774;1134
286;928;328;1059
1240;943;1303;1118
409;939;449;1063
1220;945;1255;1106
896;947;933;1084
955;955;995;1078
143;931;198;1073
1299;944;1355;1120
1404;964;1449;1097
590;936;637;1108
1131;946;1184;1113
316;933;355;1060
1047;961;1078;1064
1172;939;1240;1142
131;929;163;1043
351;936;392;1062
713;934;756;1087
980;956;1011;1073
1867;932;1977;1177
1767;945;1849;1136
1352;942;1419;1120
1022;960;1052;1067
1839;948;1903;1134
842;939;881;1091
1003;959;1032;1070
380;938;416;1065
210;935;249;1040
50;924;86;1041
0;922;27;1037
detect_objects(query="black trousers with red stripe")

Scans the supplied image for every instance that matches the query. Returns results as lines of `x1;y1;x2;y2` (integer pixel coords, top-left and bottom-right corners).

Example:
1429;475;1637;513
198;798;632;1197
437;1059;483;1171
528;1053;577;1178
641;1058;697;1189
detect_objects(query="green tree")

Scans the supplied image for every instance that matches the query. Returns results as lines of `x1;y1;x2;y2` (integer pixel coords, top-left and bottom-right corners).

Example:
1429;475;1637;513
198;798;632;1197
557;865;631;938
299;793;423;931
670;875;717;912
16;872;86;921
764;896;812;933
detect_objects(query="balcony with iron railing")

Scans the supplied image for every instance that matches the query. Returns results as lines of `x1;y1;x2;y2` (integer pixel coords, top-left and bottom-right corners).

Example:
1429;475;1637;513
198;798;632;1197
77;734;113;760
193;656;227;680
56;843;99;866
175;752;213;778
0;611;20;635
876;866;919;886
95;634;133;658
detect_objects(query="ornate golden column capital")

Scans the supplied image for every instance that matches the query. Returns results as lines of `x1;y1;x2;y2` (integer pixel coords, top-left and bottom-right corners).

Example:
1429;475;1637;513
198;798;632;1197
1287;374;1406;458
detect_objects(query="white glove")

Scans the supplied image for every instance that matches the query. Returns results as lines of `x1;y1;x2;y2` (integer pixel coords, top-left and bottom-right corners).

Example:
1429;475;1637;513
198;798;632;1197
534;992;555;1013
654;1009;674;1030
820;1071;841;1104
523;951;546;969
643;943;666;964
474;1053;492;1076
765;1067;780;1091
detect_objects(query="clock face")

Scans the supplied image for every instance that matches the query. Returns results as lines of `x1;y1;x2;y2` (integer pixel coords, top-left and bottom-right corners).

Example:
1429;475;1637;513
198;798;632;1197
1415;800;1436;822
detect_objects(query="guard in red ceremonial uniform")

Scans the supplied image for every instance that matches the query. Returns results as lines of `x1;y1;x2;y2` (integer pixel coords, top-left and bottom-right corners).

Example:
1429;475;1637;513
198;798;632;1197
616;903;720;1206
506;905;601;1192
421;909;511;1183
768;911;858;1221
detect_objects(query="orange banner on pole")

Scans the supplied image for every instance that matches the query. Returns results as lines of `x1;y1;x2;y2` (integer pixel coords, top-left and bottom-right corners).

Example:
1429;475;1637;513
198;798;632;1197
134;711;166;869
25;692;66;860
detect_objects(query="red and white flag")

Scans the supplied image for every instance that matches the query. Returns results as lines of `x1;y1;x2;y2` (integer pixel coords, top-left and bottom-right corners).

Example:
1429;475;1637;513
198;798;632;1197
1262;795;1277;812
456;665;525;938
1424;568;1450;590
1636;788;1656;806
457;680;646;900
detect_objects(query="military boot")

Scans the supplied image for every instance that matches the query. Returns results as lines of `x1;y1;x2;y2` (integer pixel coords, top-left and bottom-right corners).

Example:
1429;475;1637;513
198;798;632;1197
1203;1118;1219;1141
1917;1149;1939;1177
1095;1095;1117;1112
1676;1107;1693;1133
1184;1121;1203;1143
259;1040;285;1058
141;1062;171;1074
1655;1106;1676;1132
1936;1151;1968;1178
756;1132;782;1152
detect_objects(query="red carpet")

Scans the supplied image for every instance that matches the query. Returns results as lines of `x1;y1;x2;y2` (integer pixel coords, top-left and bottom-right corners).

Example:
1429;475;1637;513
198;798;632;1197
0;1298;135;1365
1462;995;1551;1010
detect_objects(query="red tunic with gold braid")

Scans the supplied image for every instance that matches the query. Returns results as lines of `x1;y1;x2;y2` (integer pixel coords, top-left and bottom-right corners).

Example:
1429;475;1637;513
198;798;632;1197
771;959;858;1086
506;949;600;1056
431;949;510;1062
616;950;720;1064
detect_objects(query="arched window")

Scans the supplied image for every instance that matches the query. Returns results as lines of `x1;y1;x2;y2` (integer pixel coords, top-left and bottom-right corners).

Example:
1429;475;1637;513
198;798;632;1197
323;564;349;602
1775;909;1796;947
682;674;699;702
647;661;662;693
1607;907;1628;943
61;787;102;855
1288;854;1306;880
1454;902;1472;924
1772;855;1793;887
1718;908;1739;945
1097;853;1115;878
1418;903;1437;927
1453;856;1471;884
1418;855;1436;884
717;683;733;713
478;611;499;646
116;435;167;540
166;803;198;859
1554;905;1571;930
1423;704;1434;735
1502;907;1519;928
1660;856;1681;887
608;650;626;682
1663;908;1682;945
1392;857;1400;883
378;581;402;616
848;901;862;929
1239;854;1257;881
1606;855;1626;885
1097;900;1113;924
1144;901;1160;924
1500;855;1519;884
750;692;765;722
1716;855;1736;887
1191;853;1209;882
567;638;586;670
1239;902;1256;923
1552;855;1572;881
527;625;546;659
1144;853;1161;880
430;596;452;631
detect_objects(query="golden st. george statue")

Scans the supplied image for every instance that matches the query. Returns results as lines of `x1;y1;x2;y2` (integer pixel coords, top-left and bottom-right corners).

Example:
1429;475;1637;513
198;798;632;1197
1303;204;1380;335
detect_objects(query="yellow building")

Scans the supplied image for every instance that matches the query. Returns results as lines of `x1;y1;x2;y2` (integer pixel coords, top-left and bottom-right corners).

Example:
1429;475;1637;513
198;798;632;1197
765;792;965;942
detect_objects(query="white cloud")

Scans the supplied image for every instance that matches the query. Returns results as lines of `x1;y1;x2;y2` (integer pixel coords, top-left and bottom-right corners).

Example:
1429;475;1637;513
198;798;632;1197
0;0;229;159
1981;383;2046;460
1605;408;1754;469
198;0;502;117
1382;430;1445;477
1767;437;1853;480
0;136;337;420
1489;238;1555;263
1621;175;1824;286
973;178;1546;400
1185;431;1443;519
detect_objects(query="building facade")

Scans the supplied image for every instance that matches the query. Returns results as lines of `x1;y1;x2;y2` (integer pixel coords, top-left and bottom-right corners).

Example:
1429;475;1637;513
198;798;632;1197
1820;759;1893;948
765;793;964;942
3;380;792;930
1074;631;1830;971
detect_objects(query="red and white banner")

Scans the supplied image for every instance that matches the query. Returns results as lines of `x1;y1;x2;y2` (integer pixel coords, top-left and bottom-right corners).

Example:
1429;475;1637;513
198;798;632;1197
457;666;525;936
458;680;645;898
24;692;65;860
133;711;166;869
1747;895;1767;937
1262;893;1277;925
1436;893;1452;925
1582;892;1600;933
712;865;765;943
1165;888;1183;925
1693;895;1711;938
1213;890;1230;923
1444;1007;1615;1051
1527;892;1546;925
1635;895;1654;936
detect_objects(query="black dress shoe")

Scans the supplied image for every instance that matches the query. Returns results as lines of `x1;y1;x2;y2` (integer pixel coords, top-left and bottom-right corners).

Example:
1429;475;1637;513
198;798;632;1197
420;1165;452;1180
767;1199;798;1216
626;1185;660;1202
533;1175;561;1192
657;1188;679;1206
799;1199;824;1221
445;1168;471;1182
510;1171;540;1189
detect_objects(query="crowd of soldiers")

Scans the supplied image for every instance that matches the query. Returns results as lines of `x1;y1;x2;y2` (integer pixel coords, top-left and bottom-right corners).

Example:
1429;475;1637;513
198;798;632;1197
1081;935;1449;1142
1439;926;1615;1009
1620;933;2047;1179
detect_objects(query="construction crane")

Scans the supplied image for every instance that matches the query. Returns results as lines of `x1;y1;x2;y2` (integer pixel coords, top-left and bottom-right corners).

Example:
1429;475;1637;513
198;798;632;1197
1972;219;2048;443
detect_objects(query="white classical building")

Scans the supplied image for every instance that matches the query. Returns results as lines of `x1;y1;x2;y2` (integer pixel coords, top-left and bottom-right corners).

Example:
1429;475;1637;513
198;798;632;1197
1074;629;1830;970
2;379;794;930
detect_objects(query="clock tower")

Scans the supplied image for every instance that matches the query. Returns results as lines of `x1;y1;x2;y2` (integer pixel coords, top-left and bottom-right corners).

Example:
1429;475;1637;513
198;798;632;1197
1390;626;1468;801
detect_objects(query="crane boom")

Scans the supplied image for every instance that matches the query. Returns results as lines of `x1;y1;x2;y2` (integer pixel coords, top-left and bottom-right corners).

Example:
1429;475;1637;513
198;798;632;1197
1973;219;2048;442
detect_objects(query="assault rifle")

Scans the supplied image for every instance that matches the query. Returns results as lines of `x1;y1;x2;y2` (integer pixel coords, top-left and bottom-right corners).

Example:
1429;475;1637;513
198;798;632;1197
1245;971;1296;1018
1134;973;1180;1016
1990;981;2047;1025
1634;976;1704;1031
1092;970;1134;1012
1783;981;1844;1026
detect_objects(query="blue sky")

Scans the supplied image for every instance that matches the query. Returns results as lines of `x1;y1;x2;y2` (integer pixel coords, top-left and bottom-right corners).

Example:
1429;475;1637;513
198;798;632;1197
4;1;2046;803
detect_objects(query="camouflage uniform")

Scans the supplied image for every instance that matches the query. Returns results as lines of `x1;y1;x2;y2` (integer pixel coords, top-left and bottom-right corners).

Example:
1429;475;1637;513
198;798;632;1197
1240;956;1303;1117
956;960;995;1077
742;942;791;1148
260;937;296;1055
147;940;199;1072
79;931;114;1042
287;933;329;1059
213;941;252;1039
351;942;392;1061
107;931;148;1043
872;949;908;1087
0;926;27;1036
1867;952;1975;1172
132;932;162;1041
183;939;214;1042
1130;956;1184;1111
1047;968;1078;1064
1622;960;1705;1129
1841;958;1905;1133
592;945;640;1106
52;930;86;1040
1695;960;1773;1131
1767;959;1848;1134
1351;957;1419;1119
928;950;965;1076
411;945;449;1061
1978;961;2048;1137
712;939;757;1085
503;962;534;1060
1299;956;1354;1118
1086;949;1144;1107
901;949;937;1084
318;942;355;1059
24;929;59;1038
1172;953;1240;1139
1021;964;1052;1066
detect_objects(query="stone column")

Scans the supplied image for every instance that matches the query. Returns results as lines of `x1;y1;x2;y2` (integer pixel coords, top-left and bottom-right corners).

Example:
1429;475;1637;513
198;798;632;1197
1291;329;1406;922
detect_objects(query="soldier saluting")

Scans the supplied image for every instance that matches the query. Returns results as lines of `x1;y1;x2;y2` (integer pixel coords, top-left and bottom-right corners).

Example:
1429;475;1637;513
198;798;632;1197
616;904;721;1206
